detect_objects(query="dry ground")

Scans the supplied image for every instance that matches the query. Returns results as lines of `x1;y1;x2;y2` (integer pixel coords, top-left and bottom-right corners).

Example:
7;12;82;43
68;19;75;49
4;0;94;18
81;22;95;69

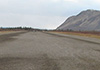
50;31;100;39
0;31;100;70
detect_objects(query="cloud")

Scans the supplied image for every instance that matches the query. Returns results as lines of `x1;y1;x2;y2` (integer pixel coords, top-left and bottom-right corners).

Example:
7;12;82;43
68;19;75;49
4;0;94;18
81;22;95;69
64;0;79;3
0;0;100;29
0;13;66;29
51;0;60;2
93;0;100;4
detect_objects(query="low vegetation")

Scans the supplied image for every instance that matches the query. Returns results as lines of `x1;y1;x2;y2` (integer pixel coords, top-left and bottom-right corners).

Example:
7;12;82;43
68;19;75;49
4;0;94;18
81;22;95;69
0;27;43;32
51;31;100;39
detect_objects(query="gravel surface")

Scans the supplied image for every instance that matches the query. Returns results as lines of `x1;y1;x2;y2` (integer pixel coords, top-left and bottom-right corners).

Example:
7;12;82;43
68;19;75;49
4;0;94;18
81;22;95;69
0;32;100;70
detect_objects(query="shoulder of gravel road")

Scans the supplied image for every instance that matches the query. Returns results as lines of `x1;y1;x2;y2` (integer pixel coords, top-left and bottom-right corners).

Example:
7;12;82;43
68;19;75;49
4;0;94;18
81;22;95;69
0;31;27;35
45;32;100;45
0;31;27;43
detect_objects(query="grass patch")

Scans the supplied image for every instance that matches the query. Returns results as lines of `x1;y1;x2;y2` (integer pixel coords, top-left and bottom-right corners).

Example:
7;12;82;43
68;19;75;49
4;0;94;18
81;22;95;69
0;31;15;34
50;31;100;39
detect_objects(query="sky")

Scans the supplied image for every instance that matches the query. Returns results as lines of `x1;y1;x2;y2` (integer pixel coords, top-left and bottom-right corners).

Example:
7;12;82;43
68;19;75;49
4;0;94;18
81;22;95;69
0;0;100;29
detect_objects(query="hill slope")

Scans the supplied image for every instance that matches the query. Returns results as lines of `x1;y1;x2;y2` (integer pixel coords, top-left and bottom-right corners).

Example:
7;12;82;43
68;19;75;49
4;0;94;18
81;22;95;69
57;10;100;31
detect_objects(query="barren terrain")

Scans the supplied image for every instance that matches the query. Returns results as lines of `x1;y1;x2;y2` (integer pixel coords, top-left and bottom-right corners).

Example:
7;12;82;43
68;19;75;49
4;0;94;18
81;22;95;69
0;31;100;70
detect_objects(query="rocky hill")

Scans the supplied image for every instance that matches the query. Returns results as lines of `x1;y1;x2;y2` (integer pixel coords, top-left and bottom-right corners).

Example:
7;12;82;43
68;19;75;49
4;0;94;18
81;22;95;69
57;9;100;31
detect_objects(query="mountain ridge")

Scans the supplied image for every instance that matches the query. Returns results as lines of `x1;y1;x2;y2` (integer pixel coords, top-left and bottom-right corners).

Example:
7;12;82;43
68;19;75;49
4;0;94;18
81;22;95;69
57;9;100;31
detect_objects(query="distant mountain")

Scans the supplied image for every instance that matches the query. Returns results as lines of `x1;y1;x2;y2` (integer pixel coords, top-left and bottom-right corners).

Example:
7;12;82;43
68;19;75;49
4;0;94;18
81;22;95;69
57;9;100;31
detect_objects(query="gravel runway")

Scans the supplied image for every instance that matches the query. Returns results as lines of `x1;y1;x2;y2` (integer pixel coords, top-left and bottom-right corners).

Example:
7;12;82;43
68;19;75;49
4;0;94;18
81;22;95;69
0;31;100;70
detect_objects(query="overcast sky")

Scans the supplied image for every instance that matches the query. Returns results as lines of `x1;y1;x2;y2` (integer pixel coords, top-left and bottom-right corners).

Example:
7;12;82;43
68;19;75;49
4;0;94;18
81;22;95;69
0;0;100;29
